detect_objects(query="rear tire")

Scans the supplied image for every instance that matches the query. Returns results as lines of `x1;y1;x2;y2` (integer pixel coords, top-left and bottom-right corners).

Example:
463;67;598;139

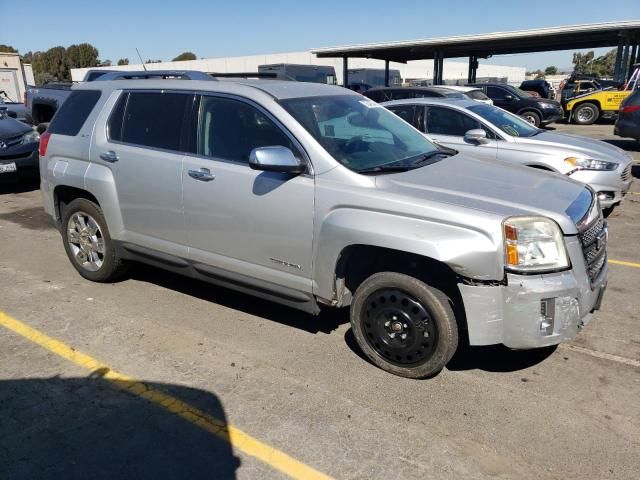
61;198;128;282
572;103;599;125
520;111;541;127
350;272;459;379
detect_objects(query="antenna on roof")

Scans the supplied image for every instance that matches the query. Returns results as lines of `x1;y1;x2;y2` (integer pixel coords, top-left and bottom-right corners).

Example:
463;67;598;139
136;48;147;71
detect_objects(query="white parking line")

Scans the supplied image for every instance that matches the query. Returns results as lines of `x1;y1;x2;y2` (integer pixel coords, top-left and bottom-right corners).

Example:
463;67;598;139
560;344;640;368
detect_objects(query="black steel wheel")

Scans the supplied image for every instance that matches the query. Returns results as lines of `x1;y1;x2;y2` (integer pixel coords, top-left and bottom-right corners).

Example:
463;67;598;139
361;288;438;367
350;272;459;379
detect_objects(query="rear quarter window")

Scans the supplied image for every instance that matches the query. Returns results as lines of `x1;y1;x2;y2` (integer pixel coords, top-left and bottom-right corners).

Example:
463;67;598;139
107;91;196;153
48;90;102;136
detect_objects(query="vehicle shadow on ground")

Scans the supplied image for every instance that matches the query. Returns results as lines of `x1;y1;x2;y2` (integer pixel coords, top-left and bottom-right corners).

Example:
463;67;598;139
344;328;556;375
131;264;349;334
446;343;557;372
0;374;240;479
0;178;39;195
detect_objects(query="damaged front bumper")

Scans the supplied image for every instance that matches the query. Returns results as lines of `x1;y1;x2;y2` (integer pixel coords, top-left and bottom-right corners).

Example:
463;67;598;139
459;236;607;349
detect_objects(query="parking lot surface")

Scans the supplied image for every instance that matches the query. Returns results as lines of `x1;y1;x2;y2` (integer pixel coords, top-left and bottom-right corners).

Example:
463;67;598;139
1;122;639;479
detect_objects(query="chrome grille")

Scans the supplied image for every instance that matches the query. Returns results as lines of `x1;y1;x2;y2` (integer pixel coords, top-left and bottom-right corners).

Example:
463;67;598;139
621;165;631;182
579;214;607;283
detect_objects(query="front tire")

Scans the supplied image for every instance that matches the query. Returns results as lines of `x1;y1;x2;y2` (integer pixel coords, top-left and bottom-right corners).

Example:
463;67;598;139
350;272;459;379
520;110;541;127
572;103;599;125
61;198;127;282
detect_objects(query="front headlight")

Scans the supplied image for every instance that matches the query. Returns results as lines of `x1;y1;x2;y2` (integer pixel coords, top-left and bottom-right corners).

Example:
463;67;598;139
503;216;569;273
21;130;40;145
564;157;618;171
539;103;557;109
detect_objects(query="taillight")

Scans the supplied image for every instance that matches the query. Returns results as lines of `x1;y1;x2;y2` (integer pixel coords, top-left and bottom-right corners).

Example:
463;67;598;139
39;131;51;157
620;105;640;113
24;92;28;108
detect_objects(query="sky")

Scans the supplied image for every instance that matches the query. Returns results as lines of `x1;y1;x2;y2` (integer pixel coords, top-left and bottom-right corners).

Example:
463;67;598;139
1;0;639;70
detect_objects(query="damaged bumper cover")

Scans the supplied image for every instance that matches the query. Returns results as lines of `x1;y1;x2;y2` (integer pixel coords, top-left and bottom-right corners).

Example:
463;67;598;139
459;237;607;349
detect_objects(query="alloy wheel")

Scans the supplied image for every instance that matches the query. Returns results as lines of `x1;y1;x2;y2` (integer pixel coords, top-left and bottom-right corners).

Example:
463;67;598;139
67;211;105;272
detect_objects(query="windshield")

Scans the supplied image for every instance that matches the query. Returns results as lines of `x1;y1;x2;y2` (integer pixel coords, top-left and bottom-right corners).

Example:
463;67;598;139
513;87;533;98
468;104;540;137
280;95;441;172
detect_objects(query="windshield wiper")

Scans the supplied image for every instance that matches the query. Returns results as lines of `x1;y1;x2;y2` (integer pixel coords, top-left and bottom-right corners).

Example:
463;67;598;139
411;150;455;166
355;164;412;174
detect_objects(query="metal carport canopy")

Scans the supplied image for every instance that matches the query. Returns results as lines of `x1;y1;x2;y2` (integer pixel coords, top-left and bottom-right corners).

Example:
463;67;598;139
312;21;640;62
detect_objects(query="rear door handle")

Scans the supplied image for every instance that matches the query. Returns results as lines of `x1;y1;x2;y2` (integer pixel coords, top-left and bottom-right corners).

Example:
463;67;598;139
188;168;215;181
100;151;119;163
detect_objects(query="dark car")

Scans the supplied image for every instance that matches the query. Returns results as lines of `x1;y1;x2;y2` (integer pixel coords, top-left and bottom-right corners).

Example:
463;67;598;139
363;86;466;102
0;106;40;181
468;83;564;127
614;89;640;142
520;79;554;99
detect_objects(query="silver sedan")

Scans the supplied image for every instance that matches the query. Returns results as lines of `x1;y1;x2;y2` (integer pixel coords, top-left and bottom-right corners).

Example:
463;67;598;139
383;98;633;210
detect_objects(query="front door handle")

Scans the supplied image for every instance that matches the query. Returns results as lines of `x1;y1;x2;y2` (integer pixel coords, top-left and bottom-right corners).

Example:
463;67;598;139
188;168;215;181
100;150;119;163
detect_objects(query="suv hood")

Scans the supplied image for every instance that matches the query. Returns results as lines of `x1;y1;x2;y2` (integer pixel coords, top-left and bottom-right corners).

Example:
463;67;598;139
532;97;561;107
515;131;632;163
375;153;586;234
0;116;31;140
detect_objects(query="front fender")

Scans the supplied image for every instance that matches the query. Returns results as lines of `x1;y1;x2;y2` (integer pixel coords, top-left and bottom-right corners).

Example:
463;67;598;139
313;208;503;300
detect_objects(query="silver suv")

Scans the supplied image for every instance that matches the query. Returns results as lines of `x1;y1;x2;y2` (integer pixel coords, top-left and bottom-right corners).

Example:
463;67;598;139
40;72;608;379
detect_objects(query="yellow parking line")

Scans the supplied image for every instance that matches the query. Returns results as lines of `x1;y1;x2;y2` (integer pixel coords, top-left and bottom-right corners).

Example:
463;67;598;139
0;310;333;480
608;259;640;268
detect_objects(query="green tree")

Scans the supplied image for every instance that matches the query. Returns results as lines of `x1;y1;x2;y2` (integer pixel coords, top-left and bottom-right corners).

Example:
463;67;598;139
65;43;99;70
117;58;129;66
145;59;162;64
28;43;100;85
172;51;196;61
544;66;558;75
0;44;18;53
572;49;616;77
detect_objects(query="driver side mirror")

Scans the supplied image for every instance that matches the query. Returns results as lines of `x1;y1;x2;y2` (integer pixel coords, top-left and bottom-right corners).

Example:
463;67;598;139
464;129;489;145
504;94;514;101
249;146;305;175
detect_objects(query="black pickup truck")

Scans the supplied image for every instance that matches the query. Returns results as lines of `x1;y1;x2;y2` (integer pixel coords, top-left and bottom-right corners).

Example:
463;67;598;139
25;69;116;128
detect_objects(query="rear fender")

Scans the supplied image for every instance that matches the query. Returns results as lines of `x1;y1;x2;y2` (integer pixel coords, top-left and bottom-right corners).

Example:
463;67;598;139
84;162;125;237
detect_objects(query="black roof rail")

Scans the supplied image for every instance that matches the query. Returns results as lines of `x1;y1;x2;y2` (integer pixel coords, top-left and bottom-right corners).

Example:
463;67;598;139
210;72;285;80
94;70;216;81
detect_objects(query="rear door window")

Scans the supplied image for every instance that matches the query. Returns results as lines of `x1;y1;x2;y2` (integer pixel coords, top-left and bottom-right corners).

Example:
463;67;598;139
425;106;482;136
386;104;420;130
108;91;196;153
48;90;101;136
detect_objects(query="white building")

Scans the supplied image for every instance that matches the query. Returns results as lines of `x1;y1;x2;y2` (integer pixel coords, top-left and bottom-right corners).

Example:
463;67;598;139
72;51;525;85
0;52;34;102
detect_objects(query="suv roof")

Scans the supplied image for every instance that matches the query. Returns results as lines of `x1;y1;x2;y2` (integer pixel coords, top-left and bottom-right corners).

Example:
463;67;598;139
73;76;354;100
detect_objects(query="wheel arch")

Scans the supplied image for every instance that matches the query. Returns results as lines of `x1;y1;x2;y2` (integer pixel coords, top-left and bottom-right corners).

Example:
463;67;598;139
572;99;602;112
313;209;502;305
53;163;124;237
515;106;542;117
334;244;470;340
31;98;58;125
